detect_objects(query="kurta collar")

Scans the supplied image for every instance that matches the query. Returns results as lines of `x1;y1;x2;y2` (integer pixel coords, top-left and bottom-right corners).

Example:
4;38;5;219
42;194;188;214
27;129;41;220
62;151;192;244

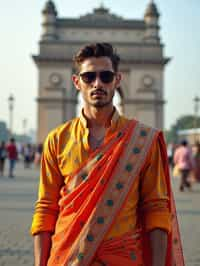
79;107;120;129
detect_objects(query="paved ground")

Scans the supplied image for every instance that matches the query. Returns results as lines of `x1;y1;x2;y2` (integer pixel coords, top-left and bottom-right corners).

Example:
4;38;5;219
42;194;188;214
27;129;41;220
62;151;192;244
0;162;200;266
172;177;200;266
0;162;38;266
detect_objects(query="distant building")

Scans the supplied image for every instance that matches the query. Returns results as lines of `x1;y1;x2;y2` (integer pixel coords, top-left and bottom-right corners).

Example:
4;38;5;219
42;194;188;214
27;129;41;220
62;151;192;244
177;128;200;145
0;121;9;142
34;0;170;142
13;134;32;144
0;121;37;144
28;129;37;144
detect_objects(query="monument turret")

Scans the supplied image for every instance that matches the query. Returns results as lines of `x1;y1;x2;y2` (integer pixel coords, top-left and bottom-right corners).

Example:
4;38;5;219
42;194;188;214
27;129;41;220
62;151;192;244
144;0;160;43
41;0;58;40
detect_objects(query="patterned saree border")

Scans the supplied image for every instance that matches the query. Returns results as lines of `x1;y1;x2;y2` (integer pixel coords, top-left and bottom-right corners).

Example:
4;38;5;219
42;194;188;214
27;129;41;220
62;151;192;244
65;120;134;192
66;122;157;266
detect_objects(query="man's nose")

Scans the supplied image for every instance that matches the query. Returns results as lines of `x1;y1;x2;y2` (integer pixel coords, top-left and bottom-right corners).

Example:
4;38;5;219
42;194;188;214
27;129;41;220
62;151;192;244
93;74;103;88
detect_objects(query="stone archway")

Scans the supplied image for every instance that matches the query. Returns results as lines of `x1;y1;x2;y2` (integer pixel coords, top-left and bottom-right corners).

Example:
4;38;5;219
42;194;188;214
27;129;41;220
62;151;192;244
35;2;170;142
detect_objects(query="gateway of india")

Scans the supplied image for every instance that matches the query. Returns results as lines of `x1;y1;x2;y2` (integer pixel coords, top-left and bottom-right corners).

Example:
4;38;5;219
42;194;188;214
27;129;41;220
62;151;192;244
33;0;170;142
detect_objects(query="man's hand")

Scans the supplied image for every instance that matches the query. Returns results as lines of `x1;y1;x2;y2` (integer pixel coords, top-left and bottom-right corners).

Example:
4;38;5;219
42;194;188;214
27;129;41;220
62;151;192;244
34;232;52;266
149;229;168;266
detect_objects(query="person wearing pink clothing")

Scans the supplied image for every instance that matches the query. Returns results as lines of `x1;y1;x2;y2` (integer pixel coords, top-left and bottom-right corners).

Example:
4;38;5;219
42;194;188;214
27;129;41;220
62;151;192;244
174;139;194;191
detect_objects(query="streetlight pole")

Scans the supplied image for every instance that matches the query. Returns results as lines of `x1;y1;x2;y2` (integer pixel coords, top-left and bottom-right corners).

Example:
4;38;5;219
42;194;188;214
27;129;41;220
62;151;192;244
22;118;27;136
8;94;14;137
193;96;200;143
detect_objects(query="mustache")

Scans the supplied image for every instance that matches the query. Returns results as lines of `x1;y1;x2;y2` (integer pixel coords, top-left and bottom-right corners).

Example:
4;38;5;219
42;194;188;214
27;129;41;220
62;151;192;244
90;89;107;95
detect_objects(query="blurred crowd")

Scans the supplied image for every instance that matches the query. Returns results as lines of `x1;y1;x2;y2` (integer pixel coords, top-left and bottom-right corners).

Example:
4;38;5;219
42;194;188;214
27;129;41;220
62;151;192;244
168;140;200;191
1;136;200;191
0;138;43;177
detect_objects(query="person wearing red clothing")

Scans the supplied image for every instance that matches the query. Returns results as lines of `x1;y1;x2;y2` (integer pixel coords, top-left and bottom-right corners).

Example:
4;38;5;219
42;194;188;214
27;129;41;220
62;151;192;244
6;138;18;177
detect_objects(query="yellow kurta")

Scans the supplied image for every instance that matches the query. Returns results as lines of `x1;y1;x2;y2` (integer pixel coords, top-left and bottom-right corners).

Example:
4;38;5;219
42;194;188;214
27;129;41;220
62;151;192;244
31;110;171;238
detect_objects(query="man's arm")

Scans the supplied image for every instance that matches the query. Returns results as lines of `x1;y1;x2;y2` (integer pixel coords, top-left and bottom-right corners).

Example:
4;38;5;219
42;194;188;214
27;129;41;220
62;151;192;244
34;232;52;266
150;229;168;266
139;133;171;265
31;132;64;265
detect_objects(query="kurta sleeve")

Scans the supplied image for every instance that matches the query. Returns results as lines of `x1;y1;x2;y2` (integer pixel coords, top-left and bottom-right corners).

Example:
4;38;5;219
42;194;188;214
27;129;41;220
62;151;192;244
139;132;171;234
30;131;64;235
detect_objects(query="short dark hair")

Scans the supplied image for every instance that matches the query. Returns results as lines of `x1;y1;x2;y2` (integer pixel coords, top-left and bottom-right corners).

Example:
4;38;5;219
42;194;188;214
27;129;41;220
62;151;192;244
73;43;120;73
181;139;188;146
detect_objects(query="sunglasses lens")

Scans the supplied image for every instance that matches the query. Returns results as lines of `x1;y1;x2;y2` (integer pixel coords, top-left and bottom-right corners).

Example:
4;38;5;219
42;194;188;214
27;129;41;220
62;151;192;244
80;72;96;83
80;71;115;84
100;71;115;83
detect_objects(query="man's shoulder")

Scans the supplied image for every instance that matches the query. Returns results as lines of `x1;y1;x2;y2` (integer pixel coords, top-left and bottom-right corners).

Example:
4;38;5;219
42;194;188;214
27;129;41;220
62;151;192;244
133;119;161;136
46;117;79;141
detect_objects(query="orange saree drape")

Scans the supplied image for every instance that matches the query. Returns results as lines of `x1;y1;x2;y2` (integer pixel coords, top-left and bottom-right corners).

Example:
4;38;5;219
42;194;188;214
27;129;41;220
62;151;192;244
47;120;184;266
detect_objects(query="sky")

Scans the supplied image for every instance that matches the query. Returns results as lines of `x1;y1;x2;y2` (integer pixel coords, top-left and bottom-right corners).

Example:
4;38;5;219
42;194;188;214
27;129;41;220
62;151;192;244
0;0;200;135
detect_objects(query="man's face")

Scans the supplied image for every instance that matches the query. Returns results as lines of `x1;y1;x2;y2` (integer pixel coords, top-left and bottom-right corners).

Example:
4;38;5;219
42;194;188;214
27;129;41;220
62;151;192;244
72;57;121;108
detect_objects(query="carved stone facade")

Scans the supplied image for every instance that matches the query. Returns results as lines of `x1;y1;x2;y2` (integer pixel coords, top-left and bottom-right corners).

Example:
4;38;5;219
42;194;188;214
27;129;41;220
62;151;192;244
33;1;170;142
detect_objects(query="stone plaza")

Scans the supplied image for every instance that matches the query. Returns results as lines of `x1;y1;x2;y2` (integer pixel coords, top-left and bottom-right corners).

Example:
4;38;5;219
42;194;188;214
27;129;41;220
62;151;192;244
0;162;200;266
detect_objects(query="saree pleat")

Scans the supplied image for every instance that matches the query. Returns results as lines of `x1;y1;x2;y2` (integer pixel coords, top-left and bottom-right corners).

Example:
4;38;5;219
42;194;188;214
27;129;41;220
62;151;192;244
92;231;143;266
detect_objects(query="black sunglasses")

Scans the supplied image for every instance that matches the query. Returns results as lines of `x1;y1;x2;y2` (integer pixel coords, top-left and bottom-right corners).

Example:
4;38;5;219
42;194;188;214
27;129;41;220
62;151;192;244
79;71;115;84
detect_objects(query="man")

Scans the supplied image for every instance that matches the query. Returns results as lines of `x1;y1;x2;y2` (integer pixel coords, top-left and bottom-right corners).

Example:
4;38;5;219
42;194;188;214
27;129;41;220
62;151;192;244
0;141;7;176
23;143;33;168
6;138;18;177
31;43;184;265
174;139;194;191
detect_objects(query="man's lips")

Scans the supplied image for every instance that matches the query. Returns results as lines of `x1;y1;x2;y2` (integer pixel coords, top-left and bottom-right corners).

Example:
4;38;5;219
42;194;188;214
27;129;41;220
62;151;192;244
91;90;107;96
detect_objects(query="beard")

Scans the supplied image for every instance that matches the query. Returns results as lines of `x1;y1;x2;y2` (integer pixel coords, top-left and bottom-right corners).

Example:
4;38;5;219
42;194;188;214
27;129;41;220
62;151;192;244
85;92;114;108
81;88;115;108
92;99;113;108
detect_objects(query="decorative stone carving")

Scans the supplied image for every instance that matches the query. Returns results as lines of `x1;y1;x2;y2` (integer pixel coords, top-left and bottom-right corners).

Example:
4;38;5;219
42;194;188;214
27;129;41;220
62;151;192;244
49;73;62;86
142;75;154;87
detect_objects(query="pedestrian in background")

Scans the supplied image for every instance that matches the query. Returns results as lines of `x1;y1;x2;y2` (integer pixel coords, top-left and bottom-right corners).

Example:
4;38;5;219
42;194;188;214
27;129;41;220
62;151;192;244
194;141;200;182
0;141;7;176
173;139;194;191
34;143;43;167
167;142;174;170
23;143;33;168
6;138;18;178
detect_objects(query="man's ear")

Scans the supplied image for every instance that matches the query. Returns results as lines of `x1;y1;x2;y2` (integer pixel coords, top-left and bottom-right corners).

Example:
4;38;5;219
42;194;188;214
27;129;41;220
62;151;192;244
115;72;122;88
72;74;80;91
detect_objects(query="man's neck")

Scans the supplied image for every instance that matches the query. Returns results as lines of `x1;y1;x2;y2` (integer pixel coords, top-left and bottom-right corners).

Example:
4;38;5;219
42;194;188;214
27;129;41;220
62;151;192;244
83;105;115;129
